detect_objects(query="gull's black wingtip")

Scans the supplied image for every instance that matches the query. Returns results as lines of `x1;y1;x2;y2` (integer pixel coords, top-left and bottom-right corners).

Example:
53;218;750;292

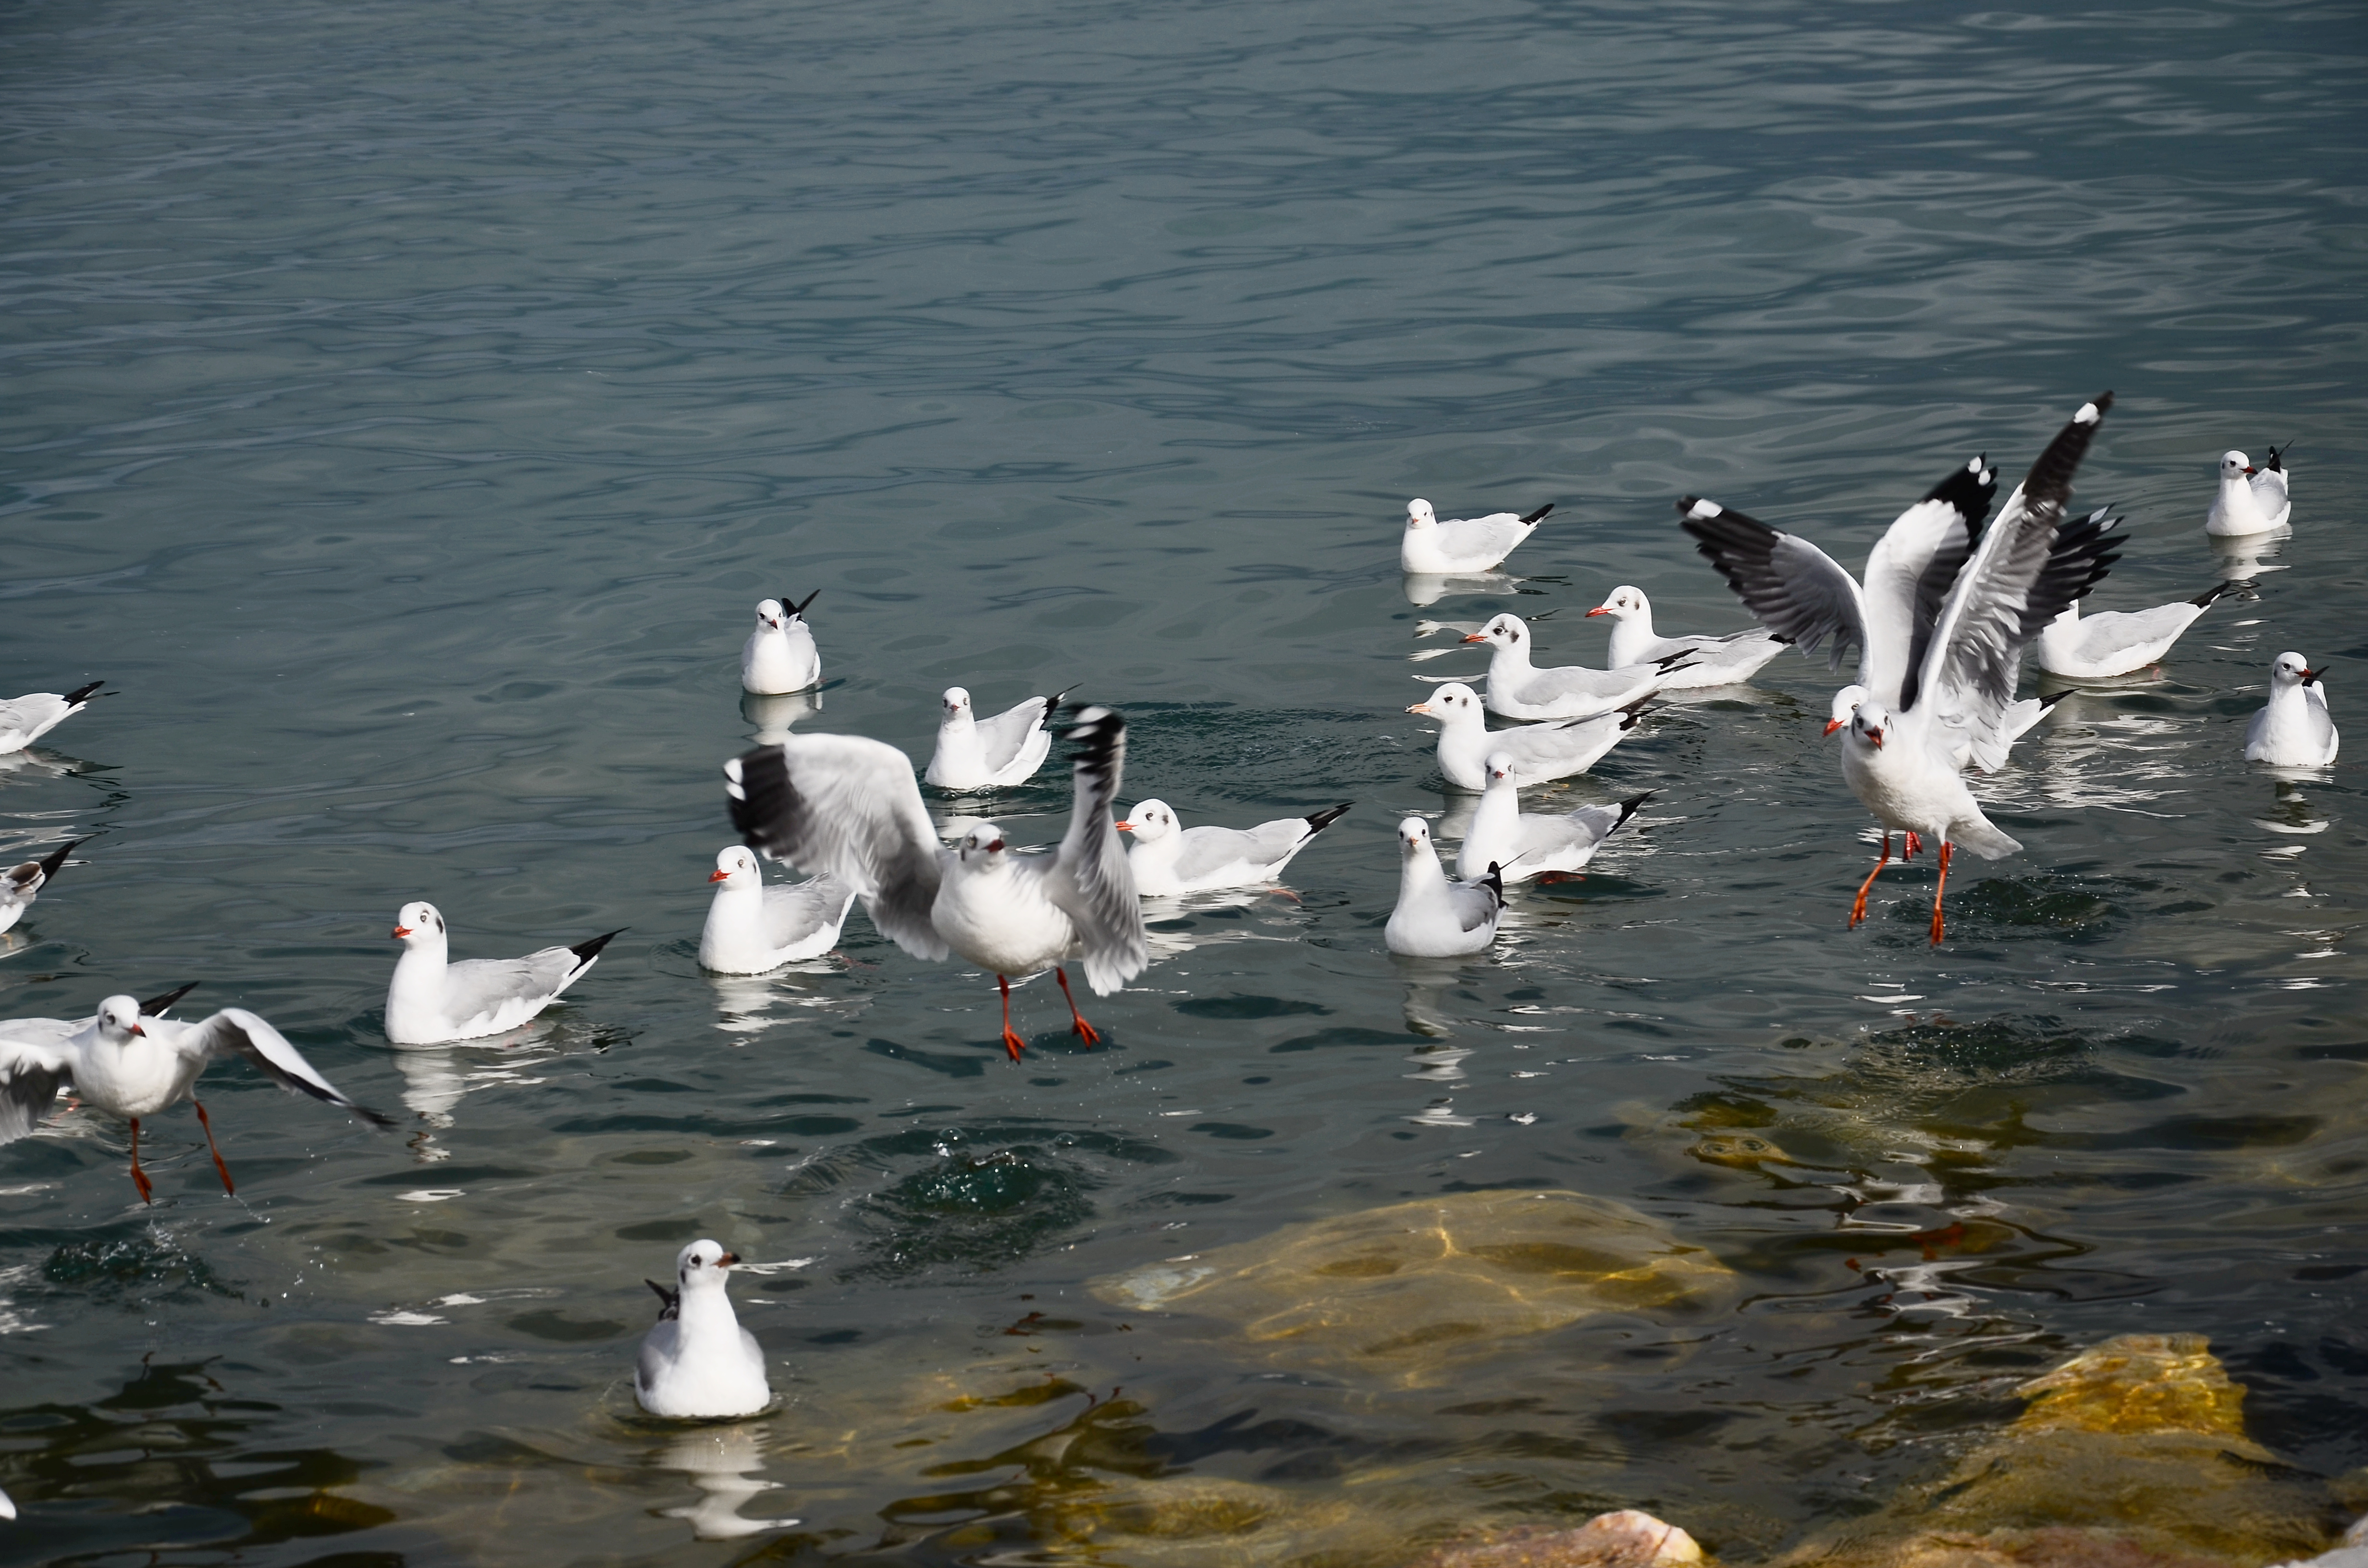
34;836;87;881
2193;580;2237;609
725;746;794;860
645;1278;681;1321
138;980;200;1017
569;929;627;966
1520;503;1554;526
1305;803;1353;833
352;1102;399;1130
1615;790;1657;826
62;680;108;707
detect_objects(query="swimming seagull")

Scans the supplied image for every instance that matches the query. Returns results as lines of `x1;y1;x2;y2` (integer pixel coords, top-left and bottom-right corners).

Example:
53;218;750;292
1400;499;1553;575
741;592;822;695
1385;818;1503;957
1585;588;1787;688
0;991;391;1203
2244;652;2337;767
1461;613;1690;720
727;707;1146;1059
2035;583;2232;680
1115;800;1351;896
2206;446;2292;537
385;903;623;1046
1406;682;1646;790
698;846;856;973
925;685;1071;791
0;681;107;755
636;1239;771;1419
1458;756;1650;884
0;838;86;937
1831;393;2123;943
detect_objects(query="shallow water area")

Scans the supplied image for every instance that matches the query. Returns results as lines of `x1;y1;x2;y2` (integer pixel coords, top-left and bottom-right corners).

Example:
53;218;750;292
2;0;2365;1562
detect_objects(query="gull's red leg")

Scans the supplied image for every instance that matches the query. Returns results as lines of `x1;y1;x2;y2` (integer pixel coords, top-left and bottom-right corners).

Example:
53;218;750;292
999;975;1027;1061
128;1117;153;1205
1929;841;1954;945
1850;833;1891;929
191;1098;235;1196
1055;967;1101;1047
1904;831;1923;859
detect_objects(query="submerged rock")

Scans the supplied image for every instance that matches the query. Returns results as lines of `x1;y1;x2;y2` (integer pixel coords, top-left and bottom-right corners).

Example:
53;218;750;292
1089;1189;1735;1383
1785;1334;2341;1567
1409;1508;1704;1568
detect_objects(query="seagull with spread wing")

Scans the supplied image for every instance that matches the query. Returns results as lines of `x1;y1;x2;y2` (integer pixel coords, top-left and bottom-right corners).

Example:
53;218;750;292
726;706;1146;1058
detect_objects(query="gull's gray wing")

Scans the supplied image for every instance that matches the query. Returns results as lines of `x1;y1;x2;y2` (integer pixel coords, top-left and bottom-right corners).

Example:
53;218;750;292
977;687;1070;772
1170;820;1305;882
173;1009;395;1127
727;734;950;961
1451;863;1506;933
1680;498;1868;674
1913;396;2122;736
1046;708;1146;994
0;1033;73;1144
761;874;857;947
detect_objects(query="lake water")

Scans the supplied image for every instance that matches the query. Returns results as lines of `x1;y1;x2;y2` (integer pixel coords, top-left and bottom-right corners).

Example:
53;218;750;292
2;0;2362;1561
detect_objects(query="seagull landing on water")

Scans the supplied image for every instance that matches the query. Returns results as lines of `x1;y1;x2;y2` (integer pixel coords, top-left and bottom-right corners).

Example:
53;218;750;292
1407;682;1645;791
1460;613;1689;721
698;845;855;973
727;707;1147;1060
1115;800;1351;896
1829;393;2123;943
385;903;622;1046
1585;588;1787;689
741;592;821;695
1458;755;1650;885
2206;447;2292;537
2035;582;2232;680
1385;818;1503;957
2245;652;2337;767
0;838;87;937
925;685;1070;791
1400;499;1552;576
0;987;391;1203
0;681;107;756
636;1239;771;1420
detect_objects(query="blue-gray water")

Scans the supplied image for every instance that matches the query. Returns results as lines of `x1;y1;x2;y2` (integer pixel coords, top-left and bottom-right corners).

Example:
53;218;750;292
2;0;2363;1561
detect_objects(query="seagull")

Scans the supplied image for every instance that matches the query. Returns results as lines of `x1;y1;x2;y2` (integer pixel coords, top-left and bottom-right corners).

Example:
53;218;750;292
0;681;106;755
1461;613;1690;720
2035;583;2231;679
698;846;856;974
1457;757;1650;884
1681;453;2098;772
740;592;821;695
1385;818;1503;957
1586;588;1787;688
924;685;1070;791
2206;446;2292;537
0;838;86;937
1406;682;1646;790
0;989;391;1203
2245;652;2338;766
1400;499;1552;575
1831;393;2122;943
636;1239;771;1419
1115;800;1351;896
385;903;623;1046
727;706;1146;1060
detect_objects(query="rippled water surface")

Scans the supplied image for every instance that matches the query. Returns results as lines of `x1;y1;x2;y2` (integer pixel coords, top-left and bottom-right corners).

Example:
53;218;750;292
2;0;2364;1561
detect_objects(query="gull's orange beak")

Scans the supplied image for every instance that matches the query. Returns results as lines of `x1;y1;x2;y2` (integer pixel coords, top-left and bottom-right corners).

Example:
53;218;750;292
1406;702;1433;715
708;868;731;882
390;925;411;938
1823;718;1846;736
1461;632;1488;643
130;1023;146;1037
1113;821;1134;832
2243;465;2258;476
1585;605;1610;617
718;1252;740;1267
1867;727;1885;749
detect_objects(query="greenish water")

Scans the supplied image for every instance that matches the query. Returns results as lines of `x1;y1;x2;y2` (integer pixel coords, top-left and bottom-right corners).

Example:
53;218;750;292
1;0;2362;1562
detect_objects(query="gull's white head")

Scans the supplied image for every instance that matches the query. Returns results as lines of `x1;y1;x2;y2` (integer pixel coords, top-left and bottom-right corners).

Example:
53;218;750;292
709;845;760;887
1588;586;1650;622
754;598;784;630
675;1237;739;1290
2221;451;2252;480
941;687;973;723
1482;750;1517;787
1825;685;1869;737
1405;499;1437;530
1114;800;1177;843
391;900;446;945
1406;682;1482;724
956;823;1008;863
1848;702;1892;752
1464;613;1526;649
2270;651;2320;688
1397;817;1436;858
97;994;144;1043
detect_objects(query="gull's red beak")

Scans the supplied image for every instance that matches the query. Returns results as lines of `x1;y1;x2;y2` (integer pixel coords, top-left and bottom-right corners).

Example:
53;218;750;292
390;925;411;938
708;868;731;882
1823;718;1846;736
1461;632;1488;643
2302;667;2322;685
1866;727;1885;749
2244;465;2258;476
987;839;1005;853
1586;605;1610;617
1406;702;1432;715
1113;821;1134;832
718;1252;740;1267
130;1023;145;1037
